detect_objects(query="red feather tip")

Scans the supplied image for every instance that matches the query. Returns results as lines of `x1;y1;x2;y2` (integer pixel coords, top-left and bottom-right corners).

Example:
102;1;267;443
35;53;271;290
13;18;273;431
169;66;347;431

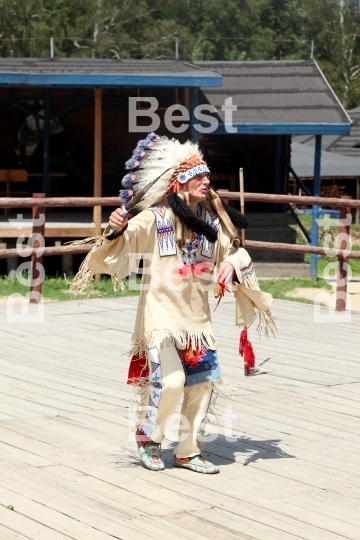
239;329;255;376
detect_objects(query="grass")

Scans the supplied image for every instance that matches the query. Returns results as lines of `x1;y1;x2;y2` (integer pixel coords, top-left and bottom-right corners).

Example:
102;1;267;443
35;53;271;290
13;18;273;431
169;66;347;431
258;278;332;305
254;212;359;304
292;213;360;277
0;275;141;302
2;213;356;305
0;272;333;306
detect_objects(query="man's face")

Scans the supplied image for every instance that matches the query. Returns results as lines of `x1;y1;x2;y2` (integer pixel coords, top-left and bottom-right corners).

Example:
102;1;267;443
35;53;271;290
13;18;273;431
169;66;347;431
186;173;210;201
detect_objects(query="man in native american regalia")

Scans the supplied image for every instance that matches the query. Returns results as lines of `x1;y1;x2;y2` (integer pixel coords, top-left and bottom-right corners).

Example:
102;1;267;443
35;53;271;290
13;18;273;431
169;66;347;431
71;133;276;474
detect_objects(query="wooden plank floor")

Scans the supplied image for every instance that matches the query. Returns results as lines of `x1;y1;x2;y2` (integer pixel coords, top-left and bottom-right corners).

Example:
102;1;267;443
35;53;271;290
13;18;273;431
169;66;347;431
0;294;359;539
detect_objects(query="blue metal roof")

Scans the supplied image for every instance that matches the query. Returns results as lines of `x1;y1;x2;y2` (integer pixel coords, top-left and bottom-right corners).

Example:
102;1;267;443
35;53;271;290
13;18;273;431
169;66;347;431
294;108;360;153
213;122;351;136
0;58;222;88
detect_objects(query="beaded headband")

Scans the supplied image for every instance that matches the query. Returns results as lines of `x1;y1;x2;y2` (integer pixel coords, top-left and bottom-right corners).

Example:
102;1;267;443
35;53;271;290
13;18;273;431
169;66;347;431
177;163;210;184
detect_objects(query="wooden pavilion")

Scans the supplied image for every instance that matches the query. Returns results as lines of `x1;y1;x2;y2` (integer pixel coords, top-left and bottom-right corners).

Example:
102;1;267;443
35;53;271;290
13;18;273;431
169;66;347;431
0;58;352;276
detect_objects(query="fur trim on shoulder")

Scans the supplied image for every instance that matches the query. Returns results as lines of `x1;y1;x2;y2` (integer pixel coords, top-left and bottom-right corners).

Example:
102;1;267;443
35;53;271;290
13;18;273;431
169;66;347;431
167;192;218;243
221;201;249;230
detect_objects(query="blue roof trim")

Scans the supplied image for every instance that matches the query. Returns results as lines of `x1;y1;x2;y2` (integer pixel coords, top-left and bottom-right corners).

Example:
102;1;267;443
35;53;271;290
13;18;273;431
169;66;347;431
212;123;351;135
0;72;222;88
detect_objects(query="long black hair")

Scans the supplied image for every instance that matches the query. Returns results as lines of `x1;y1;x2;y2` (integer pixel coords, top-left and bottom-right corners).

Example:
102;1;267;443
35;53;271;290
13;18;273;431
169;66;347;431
167;191;248;243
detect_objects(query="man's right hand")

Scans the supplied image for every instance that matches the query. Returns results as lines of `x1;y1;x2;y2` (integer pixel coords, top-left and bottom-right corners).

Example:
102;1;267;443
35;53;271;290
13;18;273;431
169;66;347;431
108;208;129;235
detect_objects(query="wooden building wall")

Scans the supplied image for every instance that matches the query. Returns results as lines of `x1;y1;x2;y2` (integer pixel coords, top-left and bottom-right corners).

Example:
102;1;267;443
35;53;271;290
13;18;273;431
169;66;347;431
0;87;193;200
0;87;288;205
201;133;290;211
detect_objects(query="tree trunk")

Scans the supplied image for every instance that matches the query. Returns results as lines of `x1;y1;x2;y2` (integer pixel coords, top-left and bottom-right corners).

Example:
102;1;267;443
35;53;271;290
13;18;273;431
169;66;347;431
93;0;102;58
339;0;349;106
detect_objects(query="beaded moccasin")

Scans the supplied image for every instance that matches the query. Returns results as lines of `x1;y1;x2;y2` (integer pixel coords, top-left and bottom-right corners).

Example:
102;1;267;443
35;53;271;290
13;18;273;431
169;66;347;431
135;429;165;471
173;454;219;474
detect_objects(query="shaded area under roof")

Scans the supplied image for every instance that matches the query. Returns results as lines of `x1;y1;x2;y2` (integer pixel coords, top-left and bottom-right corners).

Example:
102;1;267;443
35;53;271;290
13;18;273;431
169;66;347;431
0;58;222;87
291;141;360;177
294;108;360;157
195;60;351;135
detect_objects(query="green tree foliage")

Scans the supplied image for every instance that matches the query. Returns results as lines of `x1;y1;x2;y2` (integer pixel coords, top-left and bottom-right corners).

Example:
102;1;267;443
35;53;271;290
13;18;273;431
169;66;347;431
1;0;360;107
0;0;191;59
299;0;360;108
158;0;260;61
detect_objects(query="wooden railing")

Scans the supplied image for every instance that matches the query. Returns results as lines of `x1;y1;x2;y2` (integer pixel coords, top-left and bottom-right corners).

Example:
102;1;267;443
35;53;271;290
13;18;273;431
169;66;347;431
1;192;360;208
0;192;359;310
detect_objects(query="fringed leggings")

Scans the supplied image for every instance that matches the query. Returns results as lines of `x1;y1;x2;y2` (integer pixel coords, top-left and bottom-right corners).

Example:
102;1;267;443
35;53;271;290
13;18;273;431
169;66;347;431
138;337;218;458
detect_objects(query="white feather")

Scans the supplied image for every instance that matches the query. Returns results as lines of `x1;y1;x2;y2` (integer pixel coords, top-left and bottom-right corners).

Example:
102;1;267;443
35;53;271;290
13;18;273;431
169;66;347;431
130;137;204;209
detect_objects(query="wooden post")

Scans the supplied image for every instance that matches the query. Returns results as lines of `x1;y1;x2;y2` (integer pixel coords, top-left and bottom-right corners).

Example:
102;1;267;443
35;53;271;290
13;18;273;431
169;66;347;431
189;88;199;144
239;168;245;246
274;135;282;213
55;240;73;276
335;197;352;312
94;88;102;236
94;88;102;283
42;89;51;196
30;193;45;304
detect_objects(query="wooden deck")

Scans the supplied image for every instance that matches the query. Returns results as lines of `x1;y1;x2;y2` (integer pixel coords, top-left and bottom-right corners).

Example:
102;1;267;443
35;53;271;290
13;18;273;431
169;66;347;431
0;294;359;539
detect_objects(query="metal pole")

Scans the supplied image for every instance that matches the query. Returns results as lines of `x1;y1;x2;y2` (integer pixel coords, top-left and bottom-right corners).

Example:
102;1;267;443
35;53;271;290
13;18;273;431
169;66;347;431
175;38;179;61
50;37;54;59
310;40;314;59
310;134;322;280
42;89;51;196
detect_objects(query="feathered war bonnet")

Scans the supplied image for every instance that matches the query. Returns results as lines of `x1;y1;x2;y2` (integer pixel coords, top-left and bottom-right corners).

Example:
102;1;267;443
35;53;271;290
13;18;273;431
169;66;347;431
120;132;248;243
